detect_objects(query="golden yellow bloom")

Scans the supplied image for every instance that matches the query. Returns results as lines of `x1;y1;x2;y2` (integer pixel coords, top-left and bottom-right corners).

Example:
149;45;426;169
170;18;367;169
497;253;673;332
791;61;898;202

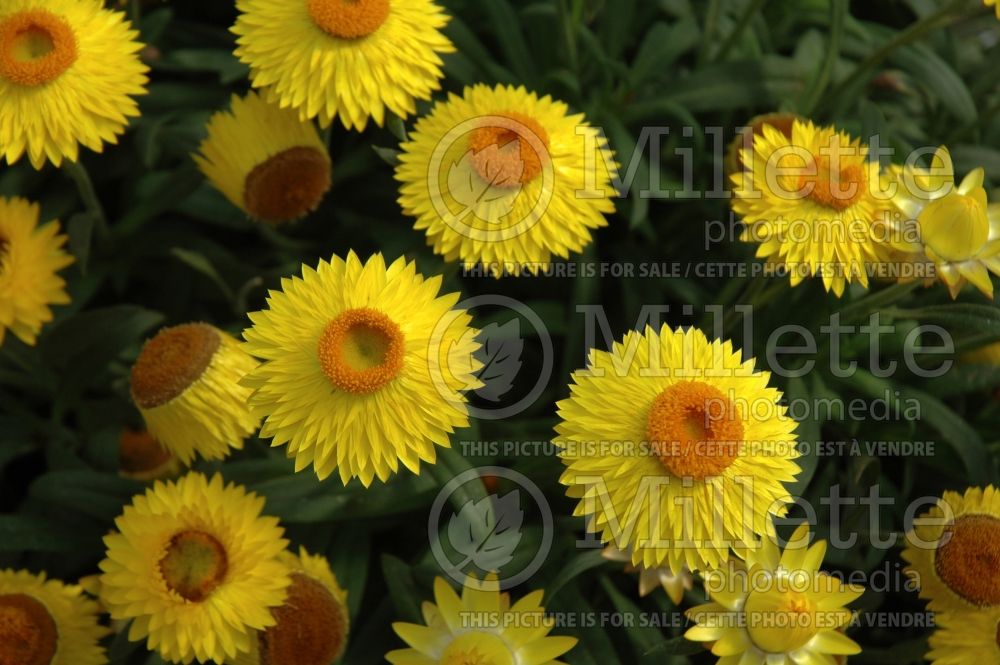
118;427;180;481
961;341;1000;365
0;197;73;347
242;251;481;486
902;485;1000;614
387;575;577;665
686;523;863;664
397;84;617;276
555;325;800;574
0;569;109;665
194;92;332;225
927;606;1000;664
233;0;453;131
233;548;350;665
100;472;291;664
881;146;1000;298
130;323;260;465
732;119;889;296
602;544;694;604
0;0;147;168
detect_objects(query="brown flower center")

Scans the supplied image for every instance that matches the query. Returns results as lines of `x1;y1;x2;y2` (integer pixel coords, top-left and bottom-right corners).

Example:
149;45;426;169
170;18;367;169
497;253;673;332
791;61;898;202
797;154;867;211
0;10;77;87
119;428;172;474
307;0;390;40
0;593;58;665
318;308;404;394
159;530;229;602
130;324;221;409
243;146;332;225
468;112;550;188
258;573;348;665
646;381;743;480
934;514;1000;607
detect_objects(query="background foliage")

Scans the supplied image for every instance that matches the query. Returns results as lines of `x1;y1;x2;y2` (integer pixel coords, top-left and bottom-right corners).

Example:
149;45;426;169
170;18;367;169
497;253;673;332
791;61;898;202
1;0;999;663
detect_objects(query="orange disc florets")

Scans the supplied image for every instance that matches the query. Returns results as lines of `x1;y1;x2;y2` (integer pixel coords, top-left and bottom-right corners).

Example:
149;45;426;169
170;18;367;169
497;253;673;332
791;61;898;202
307;0;390;40
0;10;77;87
158;530;229;602
258;573;348;665
119;428;172;474
797;154;867;211
243;146;332;225
935;514;1000;607
130;323;221;409
468;112;550;188
318;307;405;395
646;381;744;480
0;593;58;665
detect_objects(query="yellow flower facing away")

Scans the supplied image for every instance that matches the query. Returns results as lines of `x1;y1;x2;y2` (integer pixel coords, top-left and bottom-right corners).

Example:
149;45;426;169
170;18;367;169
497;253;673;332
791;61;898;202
118;427;180;482
99;472;291;665
902;485;1000;615
601;544;695;605
129;323;260;465
386;574;577;665
685;523;864;664
193;92;332;225
927;606;1000;664
0;568;110;665
232;0;454;131
0;0;148;168
241;251;482;486
555;324;800;574
731;119;890;297
233;547;350;665
396;83;618;277
0;196;73;347
881;146;1000;299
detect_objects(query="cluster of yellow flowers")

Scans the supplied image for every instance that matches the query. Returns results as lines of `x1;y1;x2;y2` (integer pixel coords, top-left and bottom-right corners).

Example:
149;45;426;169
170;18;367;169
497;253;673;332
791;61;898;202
0;0;997;664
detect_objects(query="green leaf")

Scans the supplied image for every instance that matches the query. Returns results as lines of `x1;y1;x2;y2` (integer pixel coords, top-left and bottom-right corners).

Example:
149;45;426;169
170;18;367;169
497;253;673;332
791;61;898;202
66;213;95;274
544;549;609;601
598;575;668;659
170;247;235;303
482;1;536;85
381;554;424;623
0;515;90;552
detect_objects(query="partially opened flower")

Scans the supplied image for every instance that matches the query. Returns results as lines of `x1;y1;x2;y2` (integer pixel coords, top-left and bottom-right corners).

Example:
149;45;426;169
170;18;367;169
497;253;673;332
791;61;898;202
242;252;481;486
118;427;179;481
927;606;1000;664
0;0;148;168
881;146;1000;298
194;92;332;225
397;83;617;276
233;0;453;131
234;548;350;665
130;323;259;465
685;523;864;664
902;485;1000;614
387;575;577;665
100;472;291;664
0;197;73;347
602;545;694;604
0;569;109;665
555;324;800;574
731;119;890;296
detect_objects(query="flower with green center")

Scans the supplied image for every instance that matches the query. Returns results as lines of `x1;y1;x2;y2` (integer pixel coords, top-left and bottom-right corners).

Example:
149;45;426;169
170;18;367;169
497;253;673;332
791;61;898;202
881;146;1000;298
685;523;863;664
387;575;577;665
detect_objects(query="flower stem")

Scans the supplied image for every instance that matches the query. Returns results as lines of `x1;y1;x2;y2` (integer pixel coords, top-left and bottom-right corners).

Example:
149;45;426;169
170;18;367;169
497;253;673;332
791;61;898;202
63;160;110;240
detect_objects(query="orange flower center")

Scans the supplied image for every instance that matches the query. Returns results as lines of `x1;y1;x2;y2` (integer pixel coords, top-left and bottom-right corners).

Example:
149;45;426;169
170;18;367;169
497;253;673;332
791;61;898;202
468;112;550;188
307;0;390;40
258;573;349;665
797;154;867;211
0;10;77;87
318;308;404;394
118;428;172;474
934;514;1000;607
131;324;221;409
645;381;743;480
243;146;332;225
0;594;57;665
158;530;229;602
